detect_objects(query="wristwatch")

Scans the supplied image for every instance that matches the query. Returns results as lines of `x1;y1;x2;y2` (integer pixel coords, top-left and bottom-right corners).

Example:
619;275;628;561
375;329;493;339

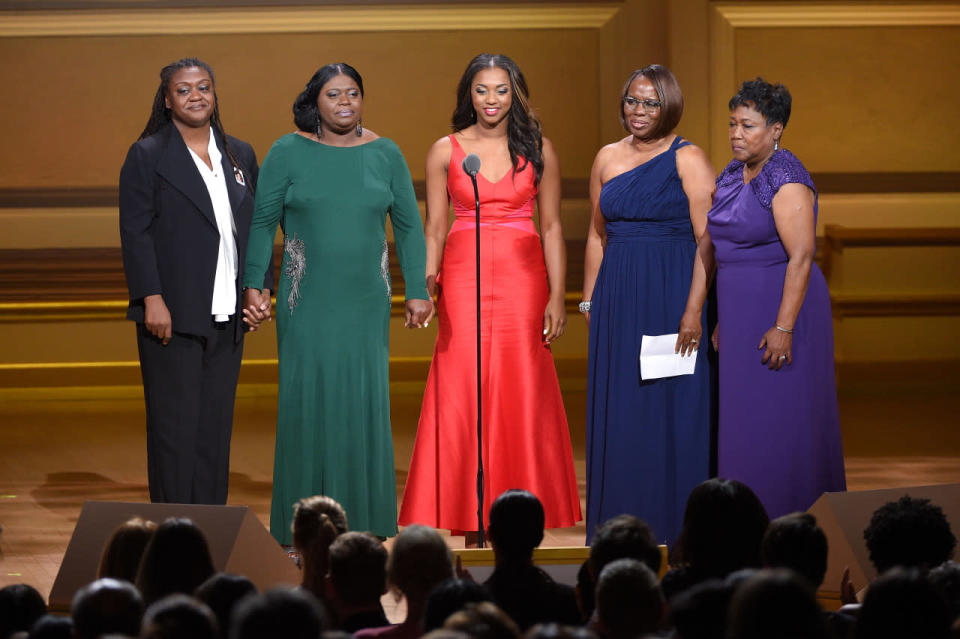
578;300;592;314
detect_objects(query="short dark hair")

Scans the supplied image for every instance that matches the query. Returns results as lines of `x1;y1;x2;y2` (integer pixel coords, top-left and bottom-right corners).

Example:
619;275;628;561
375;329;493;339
424;578;493;633
230;587;326;639
927;560;960;621
194;573;258;637
388;524;453;600
668;578;733;639
674;478;769;580
488;489;545;562
727;569;828;639
864;495;957;574
619;64;684;139
596;559;663;637
444;601;520;639
0;583;47;639
856;567;952;639
328;531;387;605
293;63;364;133
590;514;661;578
761;513;828;589
728;77;792;127
27;613;73;639
71;578;144;639
141;594;218;639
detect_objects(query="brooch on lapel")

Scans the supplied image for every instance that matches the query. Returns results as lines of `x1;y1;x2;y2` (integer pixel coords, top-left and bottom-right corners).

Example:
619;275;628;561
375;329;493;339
234;167;246;186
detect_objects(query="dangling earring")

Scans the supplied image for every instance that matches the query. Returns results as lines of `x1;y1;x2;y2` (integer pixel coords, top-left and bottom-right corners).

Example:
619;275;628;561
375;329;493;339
774;138;780;151
316;113;323;138
356;119;363;137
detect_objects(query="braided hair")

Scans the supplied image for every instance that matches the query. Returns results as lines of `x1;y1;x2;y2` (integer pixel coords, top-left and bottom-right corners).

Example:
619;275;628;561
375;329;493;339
139;58;247;188
452;54;544;185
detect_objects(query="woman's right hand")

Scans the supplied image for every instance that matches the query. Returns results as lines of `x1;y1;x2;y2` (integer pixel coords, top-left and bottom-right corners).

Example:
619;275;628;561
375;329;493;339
711;324;719;352
144;294;172;345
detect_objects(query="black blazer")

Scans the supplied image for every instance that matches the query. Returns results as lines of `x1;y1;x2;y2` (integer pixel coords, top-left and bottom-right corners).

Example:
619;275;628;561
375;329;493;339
119;122;273;341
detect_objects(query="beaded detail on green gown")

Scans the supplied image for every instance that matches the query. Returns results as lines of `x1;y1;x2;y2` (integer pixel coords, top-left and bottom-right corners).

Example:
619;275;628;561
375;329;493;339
243;133;428;542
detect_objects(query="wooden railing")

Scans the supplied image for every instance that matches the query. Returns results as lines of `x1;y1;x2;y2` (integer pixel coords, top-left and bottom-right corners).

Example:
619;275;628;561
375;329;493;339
821;225;960;318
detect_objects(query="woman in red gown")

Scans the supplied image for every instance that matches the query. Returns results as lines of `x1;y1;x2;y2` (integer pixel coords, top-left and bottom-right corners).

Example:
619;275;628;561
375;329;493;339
399;54;581;538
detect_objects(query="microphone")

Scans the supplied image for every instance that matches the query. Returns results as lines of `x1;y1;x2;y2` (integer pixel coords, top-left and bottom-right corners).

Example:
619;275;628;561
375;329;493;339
462;153;481;178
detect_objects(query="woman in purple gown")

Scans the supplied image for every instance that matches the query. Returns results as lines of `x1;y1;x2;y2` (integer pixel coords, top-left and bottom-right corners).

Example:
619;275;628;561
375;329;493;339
704;78;846;518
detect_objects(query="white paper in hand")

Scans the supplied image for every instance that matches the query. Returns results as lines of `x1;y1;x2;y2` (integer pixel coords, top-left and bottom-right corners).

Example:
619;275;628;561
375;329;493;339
639;333;698;380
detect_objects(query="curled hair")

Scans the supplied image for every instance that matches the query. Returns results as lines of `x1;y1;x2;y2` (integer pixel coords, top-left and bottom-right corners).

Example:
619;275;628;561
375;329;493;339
138;57;246;189
729;77;792;127
452;54;543;184
293;63;364;133
619;64;684;139
864;495;956;574
292;495;348;598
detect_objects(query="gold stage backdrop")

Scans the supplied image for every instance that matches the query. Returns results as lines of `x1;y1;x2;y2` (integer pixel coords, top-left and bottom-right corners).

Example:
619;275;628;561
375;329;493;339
0;0;957;390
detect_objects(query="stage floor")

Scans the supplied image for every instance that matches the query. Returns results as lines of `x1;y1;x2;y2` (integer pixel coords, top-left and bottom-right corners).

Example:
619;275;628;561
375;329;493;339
1;382;958;603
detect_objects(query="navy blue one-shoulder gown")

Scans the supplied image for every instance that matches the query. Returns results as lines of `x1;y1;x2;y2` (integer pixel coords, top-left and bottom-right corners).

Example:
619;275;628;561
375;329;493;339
586;136;712;544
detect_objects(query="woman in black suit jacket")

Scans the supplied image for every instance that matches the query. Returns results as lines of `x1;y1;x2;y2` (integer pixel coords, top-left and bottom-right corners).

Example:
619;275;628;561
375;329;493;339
119;58;272;505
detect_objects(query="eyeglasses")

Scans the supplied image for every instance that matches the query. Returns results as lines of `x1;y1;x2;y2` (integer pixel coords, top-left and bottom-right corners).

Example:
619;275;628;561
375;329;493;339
623;96;662;113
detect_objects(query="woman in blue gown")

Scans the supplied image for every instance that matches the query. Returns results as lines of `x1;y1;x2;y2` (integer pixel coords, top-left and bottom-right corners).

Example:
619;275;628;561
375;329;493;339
582;65;717;544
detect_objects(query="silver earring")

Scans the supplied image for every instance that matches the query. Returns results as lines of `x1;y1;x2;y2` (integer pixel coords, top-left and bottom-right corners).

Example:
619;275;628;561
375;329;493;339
356;119;363;137
316;113;323;138
774;138;780;151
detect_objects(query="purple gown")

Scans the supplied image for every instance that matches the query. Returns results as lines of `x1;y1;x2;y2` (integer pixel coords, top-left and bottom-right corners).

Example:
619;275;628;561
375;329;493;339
707;149;846;518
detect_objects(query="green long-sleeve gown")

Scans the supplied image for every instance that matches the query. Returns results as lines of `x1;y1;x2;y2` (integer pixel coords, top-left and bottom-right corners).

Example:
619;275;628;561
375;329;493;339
243;133;428;542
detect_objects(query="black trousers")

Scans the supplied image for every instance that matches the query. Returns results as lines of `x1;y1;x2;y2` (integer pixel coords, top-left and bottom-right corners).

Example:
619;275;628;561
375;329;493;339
136;317;244;504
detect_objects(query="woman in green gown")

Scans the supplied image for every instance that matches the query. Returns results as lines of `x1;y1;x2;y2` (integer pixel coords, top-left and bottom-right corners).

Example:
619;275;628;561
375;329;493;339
243;63;434;543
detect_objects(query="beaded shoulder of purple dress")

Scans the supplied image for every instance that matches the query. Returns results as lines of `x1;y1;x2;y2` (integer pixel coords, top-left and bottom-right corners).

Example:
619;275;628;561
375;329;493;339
750;149;816;210
716;159;743;190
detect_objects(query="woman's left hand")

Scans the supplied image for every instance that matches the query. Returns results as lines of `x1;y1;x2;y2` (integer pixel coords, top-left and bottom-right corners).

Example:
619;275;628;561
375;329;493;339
759;326;792;370
405;298;435;329
675;309;702;357
543;296;567;344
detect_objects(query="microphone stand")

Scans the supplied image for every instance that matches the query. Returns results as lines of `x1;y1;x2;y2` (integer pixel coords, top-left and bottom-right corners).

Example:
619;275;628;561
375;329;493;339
469;169;486;549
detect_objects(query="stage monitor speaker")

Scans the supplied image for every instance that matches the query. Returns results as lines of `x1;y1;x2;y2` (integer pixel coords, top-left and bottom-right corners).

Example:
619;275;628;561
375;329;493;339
48;501;299;612
808;483;959;601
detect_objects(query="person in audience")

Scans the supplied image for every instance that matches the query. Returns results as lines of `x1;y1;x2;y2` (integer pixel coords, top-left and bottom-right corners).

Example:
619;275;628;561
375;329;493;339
97;516;157;583
194;573;258;636
135;517;216;605
761;512;854;639
26;615;71;639
864;495;957;574
760;512;827;590
424;631;472;639
484;490;581;630
856;567;951;639
661;478;769;601
589;515;662;579
444;602;521;639
594;559;663;639
71;578;144;639
424;579;494;633
141;594;218;639
668;578;733;639
292;495;348;605
231;587;326;639
928;561;960;625
356;525;454;639
0;584;46;639
327;531;389;632
726;569;828;639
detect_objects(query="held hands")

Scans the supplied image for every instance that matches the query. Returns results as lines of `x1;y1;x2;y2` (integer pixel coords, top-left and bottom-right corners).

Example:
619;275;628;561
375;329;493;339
543;296;566;344
711;324;719;352
674;309;702;357
405;298;435;329
759;325;792;370
144;294;172;345
242;288;272;332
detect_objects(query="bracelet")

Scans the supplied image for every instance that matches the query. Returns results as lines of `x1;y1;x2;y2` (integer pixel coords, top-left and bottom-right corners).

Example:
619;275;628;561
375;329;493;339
775;324;794;334
578;300;592;314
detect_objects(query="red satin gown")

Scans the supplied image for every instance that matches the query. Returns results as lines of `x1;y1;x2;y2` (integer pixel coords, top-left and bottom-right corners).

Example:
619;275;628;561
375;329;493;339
399;135;582;531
